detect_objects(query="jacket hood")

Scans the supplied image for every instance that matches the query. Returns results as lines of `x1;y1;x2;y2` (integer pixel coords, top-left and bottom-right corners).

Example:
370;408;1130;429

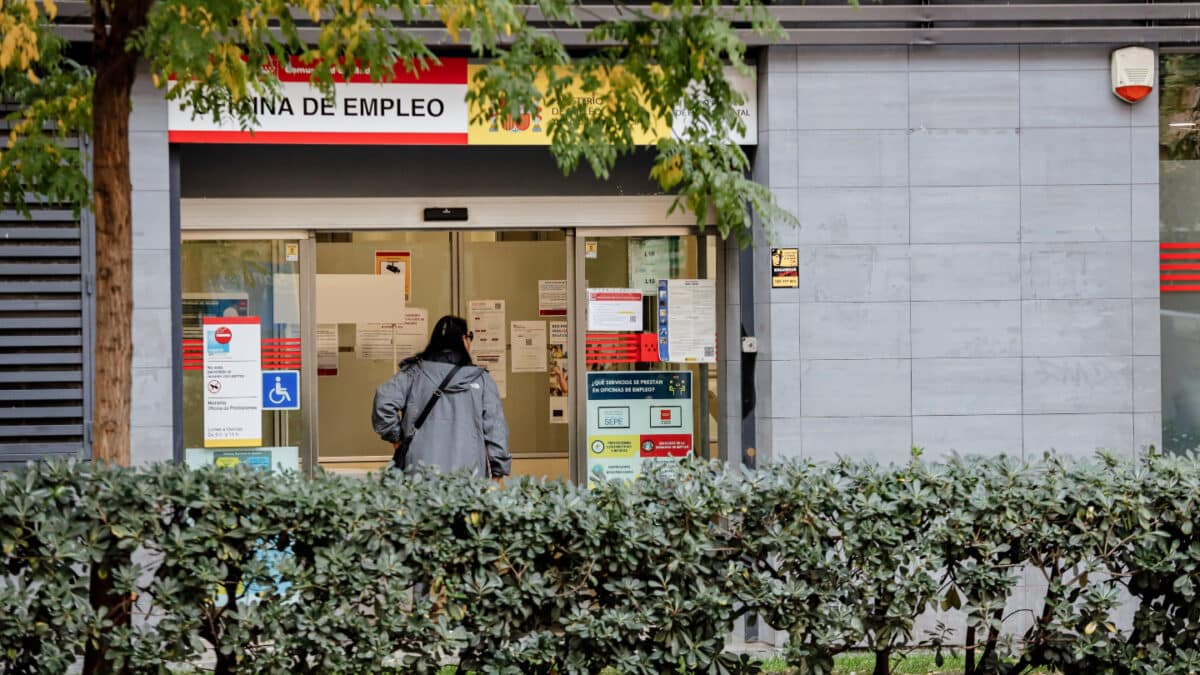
414;358;487;393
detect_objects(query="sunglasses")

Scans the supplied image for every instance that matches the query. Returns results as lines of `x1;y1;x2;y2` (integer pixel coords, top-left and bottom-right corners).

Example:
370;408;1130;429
466;331;474;341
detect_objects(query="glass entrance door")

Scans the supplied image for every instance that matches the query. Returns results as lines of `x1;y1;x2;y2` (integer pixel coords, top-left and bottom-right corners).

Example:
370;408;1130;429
575;230;722;485
180;237;306;472
313;230;571;479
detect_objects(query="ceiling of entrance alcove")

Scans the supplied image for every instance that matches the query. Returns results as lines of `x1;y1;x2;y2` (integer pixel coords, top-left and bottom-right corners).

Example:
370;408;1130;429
179;145;666;199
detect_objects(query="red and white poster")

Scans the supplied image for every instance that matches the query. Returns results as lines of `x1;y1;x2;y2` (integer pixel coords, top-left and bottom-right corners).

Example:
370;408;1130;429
202;316;262;448
586;288;644;332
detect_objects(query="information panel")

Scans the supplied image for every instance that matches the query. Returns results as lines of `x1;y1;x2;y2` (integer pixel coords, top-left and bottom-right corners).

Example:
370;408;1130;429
657;279;716;363
586;371;693;482
203;316;262;448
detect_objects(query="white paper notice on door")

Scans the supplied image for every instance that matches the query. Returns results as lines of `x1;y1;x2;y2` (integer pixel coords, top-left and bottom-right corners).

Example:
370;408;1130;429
356;309;428;362
474;352;508;398
538;280;567;316
202;316;262;448
587;288;643;332
355;323;396;361
511;321;547;373
469;300;507;398
317;323;339;376
657;279;717;363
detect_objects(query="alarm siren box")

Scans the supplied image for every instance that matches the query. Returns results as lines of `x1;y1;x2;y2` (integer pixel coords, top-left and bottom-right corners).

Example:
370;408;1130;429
1111;46;1155;103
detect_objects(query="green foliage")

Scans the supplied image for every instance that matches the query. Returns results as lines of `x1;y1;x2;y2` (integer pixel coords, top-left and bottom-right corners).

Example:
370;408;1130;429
7;453;1200;674
3;0;797;244
0;0;91;215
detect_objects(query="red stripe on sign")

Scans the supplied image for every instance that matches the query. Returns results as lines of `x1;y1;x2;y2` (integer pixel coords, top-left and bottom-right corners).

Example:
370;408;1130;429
169;131;469;145
1164;285;1200;292
269;56;467;84
1161;242;1200;249
1163;274;1200;281
203;316;260;324
1162;264;1200;271
1160;252;1200;260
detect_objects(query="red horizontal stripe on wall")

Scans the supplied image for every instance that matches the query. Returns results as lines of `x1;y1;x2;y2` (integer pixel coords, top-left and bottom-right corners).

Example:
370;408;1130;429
1162;264;1200;271
169;131;469;145
1160;252;1200;260
1162;274;1200;281
1161;242;1200;249
1163;285;1200;292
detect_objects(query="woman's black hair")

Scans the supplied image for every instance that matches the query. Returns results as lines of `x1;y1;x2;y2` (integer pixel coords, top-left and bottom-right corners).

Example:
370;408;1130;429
415;314;473;364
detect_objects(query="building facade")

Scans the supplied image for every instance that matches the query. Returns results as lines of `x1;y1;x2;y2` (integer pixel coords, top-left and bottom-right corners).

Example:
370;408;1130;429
4;2;1198;477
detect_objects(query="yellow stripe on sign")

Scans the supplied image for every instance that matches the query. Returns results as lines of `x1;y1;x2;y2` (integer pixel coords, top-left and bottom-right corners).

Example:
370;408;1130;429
205;439;262;448
466;65;670;146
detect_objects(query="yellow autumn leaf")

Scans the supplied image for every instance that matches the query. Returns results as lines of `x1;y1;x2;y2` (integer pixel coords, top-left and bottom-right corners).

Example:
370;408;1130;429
652;155;684;190
41;0;56;20
439;4;465;43
1085;621;1098;635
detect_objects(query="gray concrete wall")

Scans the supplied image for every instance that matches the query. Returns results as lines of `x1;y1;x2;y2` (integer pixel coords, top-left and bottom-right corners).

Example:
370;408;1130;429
129;65;175;465
754;44;1161;463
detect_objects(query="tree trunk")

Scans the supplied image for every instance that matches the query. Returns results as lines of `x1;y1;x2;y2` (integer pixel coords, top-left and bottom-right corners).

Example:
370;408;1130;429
82;551;133;675
83;2;151;666
964;625;976;675
872;648;891;675
89;0;151;466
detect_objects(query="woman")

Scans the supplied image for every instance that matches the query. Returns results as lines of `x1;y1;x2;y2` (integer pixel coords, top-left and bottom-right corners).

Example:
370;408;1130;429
372;315;511;477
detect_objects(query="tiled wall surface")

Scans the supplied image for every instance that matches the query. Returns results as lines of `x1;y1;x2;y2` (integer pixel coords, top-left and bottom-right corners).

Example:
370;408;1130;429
129;65;174;465
754;44;1161;463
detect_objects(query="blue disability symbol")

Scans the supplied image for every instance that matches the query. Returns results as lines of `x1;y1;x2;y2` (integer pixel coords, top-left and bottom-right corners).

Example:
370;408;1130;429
262;370;299;410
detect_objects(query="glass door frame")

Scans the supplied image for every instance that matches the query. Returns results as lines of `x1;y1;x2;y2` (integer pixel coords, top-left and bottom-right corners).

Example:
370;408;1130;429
180;229;319;476
571;227;727;485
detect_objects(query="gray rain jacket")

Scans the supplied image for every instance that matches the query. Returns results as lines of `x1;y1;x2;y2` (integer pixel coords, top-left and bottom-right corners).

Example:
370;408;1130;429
372;356;511;477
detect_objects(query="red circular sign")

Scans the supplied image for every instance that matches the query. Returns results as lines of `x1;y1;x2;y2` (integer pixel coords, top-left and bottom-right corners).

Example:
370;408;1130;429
214;326;232;344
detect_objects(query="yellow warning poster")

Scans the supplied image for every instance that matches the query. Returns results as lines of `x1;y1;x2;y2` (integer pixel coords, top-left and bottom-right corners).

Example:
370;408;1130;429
374;250;412;302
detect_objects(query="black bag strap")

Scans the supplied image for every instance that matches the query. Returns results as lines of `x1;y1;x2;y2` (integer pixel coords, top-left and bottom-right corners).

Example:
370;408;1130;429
411;362;464;431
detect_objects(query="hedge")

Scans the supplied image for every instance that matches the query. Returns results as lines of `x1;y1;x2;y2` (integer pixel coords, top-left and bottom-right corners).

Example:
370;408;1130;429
3;451;1200;675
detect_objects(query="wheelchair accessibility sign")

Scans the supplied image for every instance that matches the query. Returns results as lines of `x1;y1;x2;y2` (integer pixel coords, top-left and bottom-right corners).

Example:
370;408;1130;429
262;370;299;410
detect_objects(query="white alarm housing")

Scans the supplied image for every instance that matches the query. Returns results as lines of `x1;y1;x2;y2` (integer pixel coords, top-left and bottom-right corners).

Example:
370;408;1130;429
1112;46;1155;103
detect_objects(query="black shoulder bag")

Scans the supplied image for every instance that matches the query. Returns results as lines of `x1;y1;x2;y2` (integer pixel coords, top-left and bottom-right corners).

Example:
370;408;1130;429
391;363;464;470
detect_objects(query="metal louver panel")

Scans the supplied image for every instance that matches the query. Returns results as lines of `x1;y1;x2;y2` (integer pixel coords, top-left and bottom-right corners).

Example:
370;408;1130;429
0;167;93;469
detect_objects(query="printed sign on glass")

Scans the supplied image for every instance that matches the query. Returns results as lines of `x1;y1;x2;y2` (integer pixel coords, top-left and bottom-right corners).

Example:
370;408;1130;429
203;316;263;448
586;371;693;483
